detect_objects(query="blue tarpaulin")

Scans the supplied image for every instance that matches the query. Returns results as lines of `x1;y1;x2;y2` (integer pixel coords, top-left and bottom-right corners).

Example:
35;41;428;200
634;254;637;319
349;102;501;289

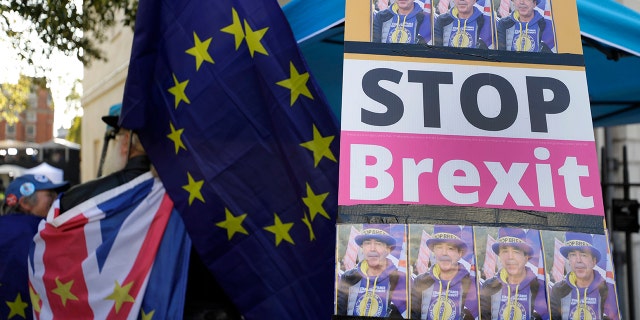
284;0;640;127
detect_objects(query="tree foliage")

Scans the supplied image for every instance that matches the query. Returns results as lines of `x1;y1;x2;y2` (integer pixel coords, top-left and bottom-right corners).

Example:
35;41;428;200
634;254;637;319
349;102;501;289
1;0;138;66
0;75;34;125
66;116;82;144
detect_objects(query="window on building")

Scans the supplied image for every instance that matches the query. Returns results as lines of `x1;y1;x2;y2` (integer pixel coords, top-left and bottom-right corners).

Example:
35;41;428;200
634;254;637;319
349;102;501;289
28;93;37;108
6;125;15;138
26;110;37;122
26;124;36;139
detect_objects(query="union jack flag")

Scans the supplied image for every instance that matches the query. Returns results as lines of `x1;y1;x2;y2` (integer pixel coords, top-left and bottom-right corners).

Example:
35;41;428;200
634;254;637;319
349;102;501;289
552;237;566;283
342;226;361;271
416;230;432;275
438;0;450;14
483;234;497;279
28;173;190;319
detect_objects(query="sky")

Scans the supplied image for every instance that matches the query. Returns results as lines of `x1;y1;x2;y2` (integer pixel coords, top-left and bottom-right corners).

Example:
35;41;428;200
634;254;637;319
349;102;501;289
0;10;84;137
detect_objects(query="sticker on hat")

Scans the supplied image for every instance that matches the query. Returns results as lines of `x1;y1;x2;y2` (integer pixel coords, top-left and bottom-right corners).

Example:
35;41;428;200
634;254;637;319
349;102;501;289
6;194;17;206
34;175;50;183
20;182;36;197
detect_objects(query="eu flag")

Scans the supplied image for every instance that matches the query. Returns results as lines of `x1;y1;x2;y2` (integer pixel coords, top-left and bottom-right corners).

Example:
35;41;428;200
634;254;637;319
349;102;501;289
120;0;340;319
0;214;41;320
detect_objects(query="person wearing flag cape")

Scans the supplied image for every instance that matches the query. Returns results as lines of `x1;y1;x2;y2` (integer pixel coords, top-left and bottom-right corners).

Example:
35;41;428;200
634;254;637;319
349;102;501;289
27;114;240;319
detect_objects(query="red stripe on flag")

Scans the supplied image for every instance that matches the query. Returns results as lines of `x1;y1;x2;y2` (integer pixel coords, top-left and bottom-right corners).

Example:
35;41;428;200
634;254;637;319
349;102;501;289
106;194;174;318
553;238;566;282
483;235;497;279
343;226;360;270
438;0;450;14
417;231;431;274
40;214;94;319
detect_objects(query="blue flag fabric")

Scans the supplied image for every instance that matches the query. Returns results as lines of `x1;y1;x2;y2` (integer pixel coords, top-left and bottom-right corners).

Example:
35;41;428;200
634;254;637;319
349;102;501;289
0;214;41;320
120;0;340;319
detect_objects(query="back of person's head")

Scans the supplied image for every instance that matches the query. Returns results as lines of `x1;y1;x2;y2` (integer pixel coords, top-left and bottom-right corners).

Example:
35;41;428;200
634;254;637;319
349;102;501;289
1;174;69;216
102;114;145;153
100;114;146;176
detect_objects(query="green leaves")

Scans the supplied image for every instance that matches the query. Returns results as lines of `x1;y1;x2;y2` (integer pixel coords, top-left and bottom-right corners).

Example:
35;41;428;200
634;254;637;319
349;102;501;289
1;0;139;66
0;75;33;125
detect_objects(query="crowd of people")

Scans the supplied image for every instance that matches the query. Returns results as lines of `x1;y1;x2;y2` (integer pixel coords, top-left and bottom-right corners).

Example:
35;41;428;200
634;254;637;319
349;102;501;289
371;0;556;53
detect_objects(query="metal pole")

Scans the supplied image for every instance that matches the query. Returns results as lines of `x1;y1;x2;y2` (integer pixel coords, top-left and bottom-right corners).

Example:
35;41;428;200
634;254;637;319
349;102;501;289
623;145;635;319
601;146;610;230
96;130;115;178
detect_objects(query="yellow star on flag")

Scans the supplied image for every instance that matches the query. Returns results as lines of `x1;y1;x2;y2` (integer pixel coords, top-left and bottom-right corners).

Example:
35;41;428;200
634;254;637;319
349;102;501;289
216;208;249;240
243;20;268;57
141;308;156;320
302;183;330;221
183;172;205;205
221;8;245;50
167;122;187;154
264;213;295;246
168;73;190;109
301;213;316;241
185;32;214;71
7;293;28;319
105;280;135;313
276;62;313;106
30;286;41;313
52;277;79;306
299;124;337;167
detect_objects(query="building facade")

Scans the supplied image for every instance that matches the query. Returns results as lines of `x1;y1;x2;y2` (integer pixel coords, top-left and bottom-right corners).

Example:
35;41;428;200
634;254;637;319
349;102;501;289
0;85;54;143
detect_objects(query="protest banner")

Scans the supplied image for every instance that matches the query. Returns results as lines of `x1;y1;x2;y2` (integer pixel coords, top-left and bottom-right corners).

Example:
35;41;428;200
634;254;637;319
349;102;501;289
334;0;620;318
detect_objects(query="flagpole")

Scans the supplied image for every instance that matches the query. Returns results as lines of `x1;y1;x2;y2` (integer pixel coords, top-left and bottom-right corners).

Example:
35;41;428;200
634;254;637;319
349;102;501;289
622;146;635;319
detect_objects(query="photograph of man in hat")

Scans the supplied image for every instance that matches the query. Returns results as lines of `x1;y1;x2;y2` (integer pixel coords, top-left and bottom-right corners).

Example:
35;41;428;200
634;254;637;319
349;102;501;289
372;0;434;44
496;0;556;53
433;0;494;49
549;232;619;320
336;224;408;318
411;224;478;320
479;227;549;320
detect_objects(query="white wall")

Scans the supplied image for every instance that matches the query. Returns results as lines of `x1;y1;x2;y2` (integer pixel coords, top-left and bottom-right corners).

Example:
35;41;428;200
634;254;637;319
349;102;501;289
80;22;133;182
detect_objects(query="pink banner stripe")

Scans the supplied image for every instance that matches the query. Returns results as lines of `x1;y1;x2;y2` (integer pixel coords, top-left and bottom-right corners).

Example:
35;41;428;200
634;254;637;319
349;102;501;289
339;131;603;215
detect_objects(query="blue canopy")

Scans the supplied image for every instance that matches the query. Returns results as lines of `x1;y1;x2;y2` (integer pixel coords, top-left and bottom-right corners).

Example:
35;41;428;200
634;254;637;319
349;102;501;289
284;0;640;127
